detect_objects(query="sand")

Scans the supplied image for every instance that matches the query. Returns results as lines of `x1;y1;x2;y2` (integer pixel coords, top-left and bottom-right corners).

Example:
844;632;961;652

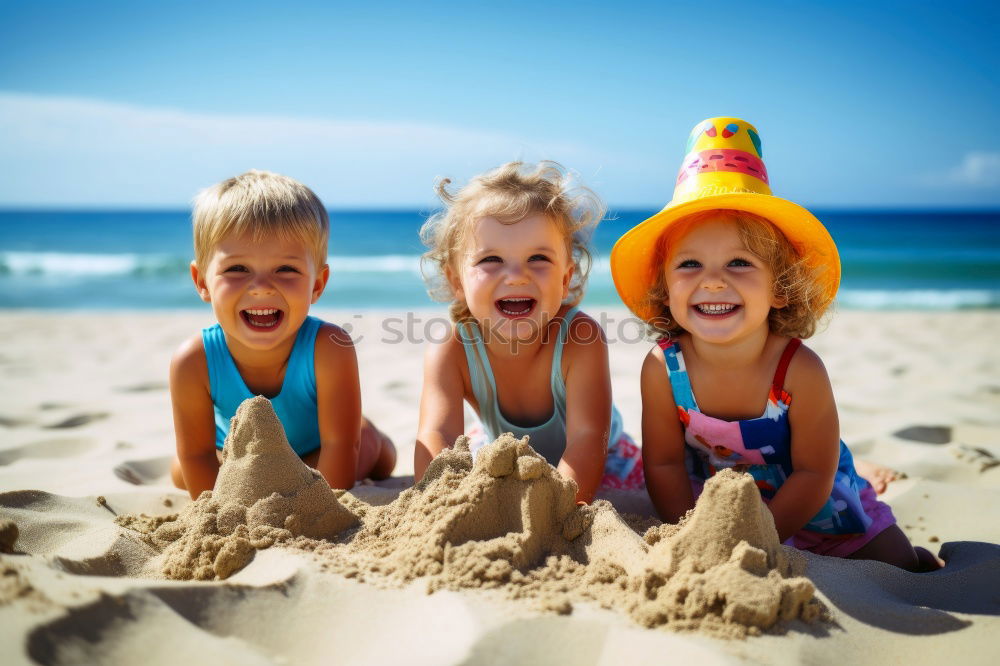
2;308;1000;664
123;396;358;581
117;396;821;638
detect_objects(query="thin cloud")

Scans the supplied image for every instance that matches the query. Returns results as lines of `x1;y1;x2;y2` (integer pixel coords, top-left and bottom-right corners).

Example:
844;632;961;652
942;151;1000;188
0;92;610;206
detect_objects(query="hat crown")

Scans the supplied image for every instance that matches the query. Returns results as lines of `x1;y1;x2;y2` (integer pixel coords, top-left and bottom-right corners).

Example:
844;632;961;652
672;117;772;205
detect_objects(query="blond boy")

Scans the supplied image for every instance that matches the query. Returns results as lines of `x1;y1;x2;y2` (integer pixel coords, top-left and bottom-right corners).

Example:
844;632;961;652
170;170;395;497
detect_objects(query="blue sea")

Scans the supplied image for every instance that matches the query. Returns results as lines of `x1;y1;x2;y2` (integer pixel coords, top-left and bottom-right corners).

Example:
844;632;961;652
1;209;998;310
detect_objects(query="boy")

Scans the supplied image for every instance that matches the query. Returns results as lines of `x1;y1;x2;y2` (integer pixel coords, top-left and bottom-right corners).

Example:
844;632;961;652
169;169;395;498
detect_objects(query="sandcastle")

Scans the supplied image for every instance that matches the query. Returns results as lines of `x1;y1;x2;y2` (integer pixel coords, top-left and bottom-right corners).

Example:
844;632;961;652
119;396;358;580
119;397;824;638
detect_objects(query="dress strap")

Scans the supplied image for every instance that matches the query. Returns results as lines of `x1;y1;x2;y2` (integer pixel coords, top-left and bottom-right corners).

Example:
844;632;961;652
657;339;698;412
458;321;496;409
772;338;802;394
549;306;579;422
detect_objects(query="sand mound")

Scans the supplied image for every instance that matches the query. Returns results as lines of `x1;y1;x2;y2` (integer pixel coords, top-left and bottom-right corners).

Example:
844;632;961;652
311;434;583;589
118;396;358;580
118;398;823;637
623;468;820;635
307;434;823;638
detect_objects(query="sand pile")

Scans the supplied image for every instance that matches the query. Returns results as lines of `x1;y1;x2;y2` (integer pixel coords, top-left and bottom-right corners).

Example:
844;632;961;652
305;434;823;637
118;398;823;637
620;468;821;635
310;434;585;589
118;396;358;580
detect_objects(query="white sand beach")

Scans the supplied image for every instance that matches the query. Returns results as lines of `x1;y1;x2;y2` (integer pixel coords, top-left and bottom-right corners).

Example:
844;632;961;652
1;308;999;665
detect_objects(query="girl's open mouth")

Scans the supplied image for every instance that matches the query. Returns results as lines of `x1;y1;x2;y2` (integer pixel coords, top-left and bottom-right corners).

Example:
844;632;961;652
241;308;284;330
693;303;740;318
496;297;536;319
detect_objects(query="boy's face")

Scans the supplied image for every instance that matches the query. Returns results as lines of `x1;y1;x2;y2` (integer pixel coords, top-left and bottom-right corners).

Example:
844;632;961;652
192;233;329;353
448;213;573;345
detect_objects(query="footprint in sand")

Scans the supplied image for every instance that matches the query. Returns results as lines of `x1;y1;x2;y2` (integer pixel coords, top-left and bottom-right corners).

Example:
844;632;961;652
112;457;172;485
951;444;1000;472
114;381;168;393
0;438;100;466
383;379;413;403
893;425;952;444
44;412;109;429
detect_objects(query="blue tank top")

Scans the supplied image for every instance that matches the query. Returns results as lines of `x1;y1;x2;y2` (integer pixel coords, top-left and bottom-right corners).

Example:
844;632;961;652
459;307;625;467
660;337;873;536
202;316;323;456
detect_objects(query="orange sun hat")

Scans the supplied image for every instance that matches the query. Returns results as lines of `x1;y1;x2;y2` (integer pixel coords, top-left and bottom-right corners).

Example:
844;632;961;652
610;117;841;322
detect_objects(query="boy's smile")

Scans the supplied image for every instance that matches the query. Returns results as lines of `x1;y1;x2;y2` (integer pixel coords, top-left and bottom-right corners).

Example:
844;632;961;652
192;233;328;355
241;308;284;330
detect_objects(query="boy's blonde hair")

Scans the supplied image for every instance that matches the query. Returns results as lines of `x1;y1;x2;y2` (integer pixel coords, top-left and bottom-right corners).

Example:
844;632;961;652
192;169;329;270
420;161;604;322
643;209;830;340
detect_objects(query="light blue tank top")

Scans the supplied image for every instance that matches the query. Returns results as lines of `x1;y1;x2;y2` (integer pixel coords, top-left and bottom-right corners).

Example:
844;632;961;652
458;307;624;467
202;316;323;456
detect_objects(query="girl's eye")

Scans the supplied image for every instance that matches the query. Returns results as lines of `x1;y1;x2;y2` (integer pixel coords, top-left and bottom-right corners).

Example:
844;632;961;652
728;258;753;267
528;254;550;262
676;259;701;269
477;255;502;264
224;264;248;273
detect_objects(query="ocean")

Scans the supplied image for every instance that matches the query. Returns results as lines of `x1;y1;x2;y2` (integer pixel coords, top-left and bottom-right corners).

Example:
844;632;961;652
1;209;998;311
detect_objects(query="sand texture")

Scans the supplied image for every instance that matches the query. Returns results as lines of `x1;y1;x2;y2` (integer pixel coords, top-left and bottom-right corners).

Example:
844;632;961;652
2;309;1000;665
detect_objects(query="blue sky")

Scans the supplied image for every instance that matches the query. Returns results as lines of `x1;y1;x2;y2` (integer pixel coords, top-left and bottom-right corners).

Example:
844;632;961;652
1;0;998;208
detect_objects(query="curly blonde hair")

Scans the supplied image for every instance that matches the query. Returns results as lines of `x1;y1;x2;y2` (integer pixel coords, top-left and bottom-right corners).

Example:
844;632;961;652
643;210;831;340
420;161;604;322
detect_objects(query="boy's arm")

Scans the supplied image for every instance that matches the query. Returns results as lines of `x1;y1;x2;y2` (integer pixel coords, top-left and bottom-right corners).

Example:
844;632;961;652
170;335;222;499
560;314;612;504
768;345;840;542
641;346;694;523
314;324;363;490
414;333;466;481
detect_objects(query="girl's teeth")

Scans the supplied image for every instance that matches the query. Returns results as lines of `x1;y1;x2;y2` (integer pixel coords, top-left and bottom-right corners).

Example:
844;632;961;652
245;308;278;315
498;298;533;315
697;304;736;314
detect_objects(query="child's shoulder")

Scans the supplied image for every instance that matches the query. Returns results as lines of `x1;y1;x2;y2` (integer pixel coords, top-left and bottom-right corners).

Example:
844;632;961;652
422;320;472;362
782;338;829;386
561;307;607;346
170;333;208;387
312;319;358;367
559;309;609;370
645;332;688;362
312;319;353;348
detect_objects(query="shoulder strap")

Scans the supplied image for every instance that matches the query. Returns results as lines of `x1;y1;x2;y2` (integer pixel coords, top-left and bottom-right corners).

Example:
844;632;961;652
457;320;499;432
286;316;322;395
772;338;802;394
657;338;698;411
550;307;579;382
201;323;248;403
549;306;579;420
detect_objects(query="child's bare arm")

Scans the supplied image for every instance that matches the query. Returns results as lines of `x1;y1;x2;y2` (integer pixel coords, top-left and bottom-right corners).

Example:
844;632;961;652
560;315;612;503
769;345;840;541
641;347;694;523
170;336;221;499
414;335;466;481
314;324;363;490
